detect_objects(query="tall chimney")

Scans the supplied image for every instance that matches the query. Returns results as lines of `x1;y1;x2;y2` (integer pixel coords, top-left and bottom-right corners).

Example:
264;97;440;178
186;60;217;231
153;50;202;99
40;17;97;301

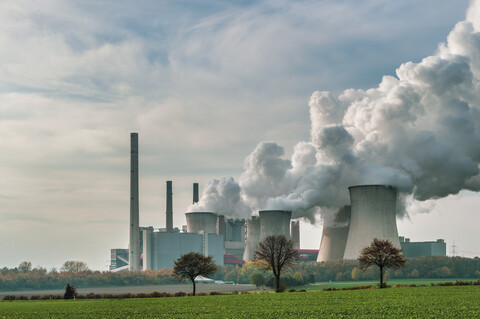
193;183;199;204
129;133;140;270
166;181;173;232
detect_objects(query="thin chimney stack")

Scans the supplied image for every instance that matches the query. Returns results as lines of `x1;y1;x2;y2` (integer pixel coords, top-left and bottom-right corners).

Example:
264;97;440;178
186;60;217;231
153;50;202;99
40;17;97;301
166;181;173;232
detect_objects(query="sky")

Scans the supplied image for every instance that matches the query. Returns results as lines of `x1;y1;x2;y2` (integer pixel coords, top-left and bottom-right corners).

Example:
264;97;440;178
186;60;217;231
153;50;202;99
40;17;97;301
1;0;479;271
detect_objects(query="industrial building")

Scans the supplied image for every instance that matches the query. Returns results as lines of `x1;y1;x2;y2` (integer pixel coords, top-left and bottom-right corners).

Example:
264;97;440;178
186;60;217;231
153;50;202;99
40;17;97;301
110;133;305;271
110;133;226;271
112;133;453;270
399;237;447;258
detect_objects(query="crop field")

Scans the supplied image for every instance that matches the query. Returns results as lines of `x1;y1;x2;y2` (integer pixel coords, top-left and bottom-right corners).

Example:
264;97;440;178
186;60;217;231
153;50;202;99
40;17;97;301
0;285;478;318
295;278;479;290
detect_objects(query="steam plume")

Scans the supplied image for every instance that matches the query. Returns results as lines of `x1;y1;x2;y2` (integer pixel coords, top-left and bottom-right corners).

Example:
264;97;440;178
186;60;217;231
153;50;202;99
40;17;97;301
191;1;480;221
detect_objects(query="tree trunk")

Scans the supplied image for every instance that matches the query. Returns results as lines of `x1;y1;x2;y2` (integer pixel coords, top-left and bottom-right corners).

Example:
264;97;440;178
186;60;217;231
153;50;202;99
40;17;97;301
275;275;280;293
379;266;384;288
192;278;196;296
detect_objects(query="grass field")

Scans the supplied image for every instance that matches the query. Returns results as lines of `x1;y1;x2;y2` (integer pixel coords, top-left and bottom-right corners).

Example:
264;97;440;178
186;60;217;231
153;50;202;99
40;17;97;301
295;278;479;290
0;285;478;318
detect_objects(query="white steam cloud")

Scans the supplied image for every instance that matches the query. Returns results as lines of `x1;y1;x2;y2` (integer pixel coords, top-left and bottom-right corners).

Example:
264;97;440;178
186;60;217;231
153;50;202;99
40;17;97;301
190;1;480;222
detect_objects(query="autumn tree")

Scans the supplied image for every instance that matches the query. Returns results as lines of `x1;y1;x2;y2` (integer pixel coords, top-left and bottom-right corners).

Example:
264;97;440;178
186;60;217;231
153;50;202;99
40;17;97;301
358;238;406;288
172;252;217;296
18;261;32;273
61;261;89;273
254;235;299;292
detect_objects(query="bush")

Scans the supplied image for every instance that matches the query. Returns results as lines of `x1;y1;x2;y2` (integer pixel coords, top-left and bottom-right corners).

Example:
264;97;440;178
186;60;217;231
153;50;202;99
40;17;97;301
3;295;15;301
208;291;223;295
174;291;187;297
277;282;288;293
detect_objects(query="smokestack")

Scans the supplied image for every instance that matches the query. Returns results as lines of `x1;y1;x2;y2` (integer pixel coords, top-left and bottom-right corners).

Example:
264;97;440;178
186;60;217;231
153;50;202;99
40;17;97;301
129;133;140;270
193;183;199;204
343;185;401;260
317;206;351;262
166;181;173;232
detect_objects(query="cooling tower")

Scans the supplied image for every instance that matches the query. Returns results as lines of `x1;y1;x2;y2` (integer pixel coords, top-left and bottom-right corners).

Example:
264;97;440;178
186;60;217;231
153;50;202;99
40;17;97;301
343;185;401;260
317;206;351;262
129;132;140;271
243;216;260;262
186;212;217;234
259;210;291;240
193;183;199;204
166;181;173;233
291;220;300;249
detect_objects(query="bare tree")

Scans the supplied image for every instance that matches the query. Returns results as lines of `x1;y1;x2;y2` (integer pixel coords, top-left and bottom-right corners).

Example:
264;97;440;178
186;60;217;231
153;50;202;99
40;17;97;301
18;261;32;273
172;252;217;296
358;238;406;288
61;261;89;273
254;235;299;292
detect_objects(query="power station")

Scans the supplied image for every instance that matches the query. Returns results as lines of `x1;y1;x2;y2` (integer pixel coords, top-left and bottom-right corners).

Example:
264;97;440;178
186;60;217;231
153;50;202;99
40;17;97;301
110;133;446;271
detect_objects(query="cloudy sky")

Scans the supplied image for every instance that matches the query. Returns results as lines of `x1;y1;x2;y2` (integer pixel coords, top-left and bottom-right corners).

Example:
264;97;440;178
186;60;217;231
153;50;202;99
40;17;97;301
1;0;478;271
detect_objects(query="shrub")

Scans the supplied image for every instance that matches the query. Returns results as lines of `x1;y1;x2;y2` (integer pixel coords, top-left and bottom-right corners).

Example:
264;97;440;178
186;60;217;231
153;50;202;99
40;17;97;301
174;291;187;297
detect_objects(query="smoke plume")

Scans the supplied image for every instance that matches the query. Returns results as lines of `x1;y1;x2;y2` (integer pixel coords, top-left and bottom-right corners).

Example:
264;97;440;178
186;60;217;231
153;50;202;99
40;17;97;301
191;1;480;221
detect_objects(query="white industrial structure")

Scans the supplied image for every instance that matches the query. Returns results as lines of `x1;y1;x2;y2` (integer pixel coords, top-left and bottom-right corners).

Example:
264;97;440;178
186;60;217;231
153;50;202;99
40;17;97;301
259;210;292;240
129;133;140;271
243;216;260;262
317;206;351;262
113;133;303;271
343;185;401;260
185;212;218;234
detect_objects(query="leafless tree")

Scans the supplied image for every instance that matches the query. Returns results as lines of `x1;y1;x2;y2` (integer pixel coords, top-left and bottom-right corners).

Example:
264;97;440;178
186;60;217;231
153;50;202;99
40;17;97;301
18;261;32;273
358;238;406;288
254;235;299;292
172;252;217;296
61;261;89;273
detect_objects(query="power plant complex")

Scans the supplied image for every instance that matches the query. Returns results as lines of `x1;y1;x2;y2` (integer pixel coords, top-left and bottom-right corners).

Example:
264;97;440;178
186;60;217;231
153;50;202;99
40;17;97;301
110;133;446;271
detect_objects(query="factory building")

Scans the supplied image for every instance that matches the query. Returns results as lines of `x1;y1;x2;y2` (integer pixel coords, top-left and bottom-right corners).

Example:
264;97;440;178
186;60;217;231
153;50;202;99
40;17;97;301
399;237;447;258
110;249;129;271
224;218;246;259
110;133;226;272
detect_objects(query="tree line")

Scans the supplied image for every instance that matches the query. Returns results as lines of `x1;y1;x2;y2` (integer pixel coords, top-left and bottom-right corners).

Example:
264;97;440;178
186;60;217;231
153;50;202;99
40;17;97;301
2;255;479;291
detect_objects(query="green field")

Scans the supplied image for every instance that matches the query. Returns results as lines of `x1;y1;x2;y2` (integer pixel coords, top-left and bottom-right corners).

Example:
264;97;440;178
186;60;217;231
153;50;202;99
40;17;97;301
0;285;479;318
295;278;479;290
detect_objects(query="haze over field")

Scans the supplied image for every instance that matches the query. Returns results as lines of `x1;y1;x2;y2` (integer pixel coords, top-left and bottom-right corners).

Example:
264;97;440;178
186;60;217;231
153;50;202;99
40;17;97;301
1;0;479;270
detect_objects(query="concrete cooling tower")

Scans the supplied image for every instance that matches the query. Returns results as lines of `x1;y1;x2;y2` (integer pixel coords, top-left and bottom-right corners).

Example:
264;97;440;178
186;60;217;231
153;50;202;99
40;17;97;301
343;185;401;260
317;206;351;262
186;212;217;234
243;216;260;262
259;210;291;240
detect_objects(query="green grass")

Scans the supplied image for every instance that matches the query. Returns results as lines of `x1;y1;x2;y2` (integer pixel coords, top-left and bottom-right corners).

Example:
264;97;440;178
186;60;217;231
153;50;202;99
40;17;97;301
295;278;479;290
0;285;479;318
